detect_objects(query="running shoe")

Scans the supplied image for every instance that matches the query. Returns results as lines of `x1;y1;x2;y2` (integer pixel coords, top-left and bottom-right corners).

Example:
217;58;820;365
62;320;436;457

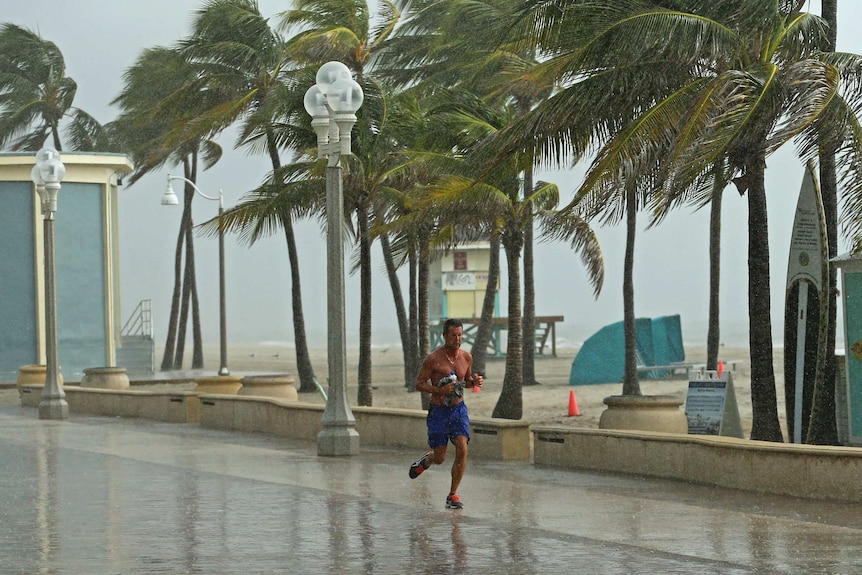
409;451;432;479
445;493;464;509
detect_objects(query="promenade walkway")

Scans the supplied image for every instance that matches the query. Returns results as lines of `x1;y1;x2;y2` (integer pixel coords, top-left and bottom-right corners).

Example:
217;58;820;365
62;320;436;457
2;403;861;574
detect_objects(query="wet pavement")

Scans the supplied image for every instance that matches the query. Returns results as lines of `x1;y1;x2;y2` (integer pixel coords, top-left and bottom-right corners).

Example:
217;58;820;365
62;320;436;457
1;404;862;574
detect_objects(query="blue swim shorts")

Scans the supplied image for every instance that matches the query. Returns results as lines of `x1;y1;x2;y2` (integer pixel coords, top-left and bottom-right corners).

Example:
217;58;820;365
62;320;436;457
427;402;470;448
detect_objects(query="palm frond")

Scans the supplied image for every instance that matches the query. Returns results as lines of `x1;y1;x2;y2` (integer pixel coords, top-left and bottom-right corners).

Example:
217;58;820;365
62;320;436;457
536;208;604;297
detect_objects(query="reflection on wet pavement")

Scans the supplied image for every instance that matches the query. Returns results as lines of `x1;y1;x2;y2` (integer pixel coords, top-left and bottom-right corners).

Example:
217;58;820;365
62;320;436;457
1;405;860;574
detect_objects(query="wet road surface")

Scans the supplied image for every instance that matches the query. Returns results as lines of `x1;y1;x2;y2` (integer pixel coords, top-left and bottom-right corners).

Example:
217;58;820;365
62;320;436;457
1;404;861;574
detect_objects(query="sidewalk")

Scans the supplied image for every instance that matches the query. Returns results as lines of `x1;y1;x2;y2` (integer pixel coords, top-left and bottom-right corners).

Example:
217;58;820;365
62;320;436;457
1;404;861;574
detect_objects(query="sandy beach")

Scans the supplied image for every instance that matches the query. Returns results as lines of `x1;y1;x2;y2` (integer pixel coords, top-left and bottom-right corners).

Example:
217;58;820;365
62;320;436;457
2;343;785;440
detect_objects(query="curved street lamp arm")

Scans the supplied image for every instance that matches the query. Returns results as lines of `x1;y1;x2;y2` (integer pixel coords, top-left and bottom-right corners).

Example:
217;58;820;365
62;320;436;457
167;174;224;208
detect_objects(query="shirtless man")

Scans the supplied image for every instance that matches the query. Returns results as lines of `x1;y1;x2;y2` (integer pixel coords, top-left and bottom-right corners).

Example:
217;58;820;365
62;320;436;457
408;318;483;509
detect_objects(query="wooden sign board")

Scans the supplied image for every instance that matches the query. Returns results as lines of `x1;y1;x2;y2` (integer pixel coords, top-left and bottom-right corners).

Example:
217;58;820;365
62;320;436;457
685;371;744;438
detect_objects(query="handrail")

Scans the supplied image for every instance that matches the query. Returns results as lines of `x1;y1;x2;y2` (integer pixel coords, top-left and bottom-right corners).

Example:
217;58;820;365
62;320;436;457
121;299;153;338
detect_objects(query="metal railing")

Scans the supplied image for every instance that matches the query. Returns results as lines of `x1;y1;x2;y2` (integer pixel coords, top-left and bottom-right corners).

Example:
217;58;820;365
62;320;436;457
121;299;153;338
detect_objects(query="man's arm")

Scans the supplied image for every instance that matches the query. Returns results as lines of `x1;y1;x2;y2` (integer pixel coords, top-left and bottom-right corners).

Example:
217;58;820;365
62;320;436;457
414;361;432;393
415;358;439;394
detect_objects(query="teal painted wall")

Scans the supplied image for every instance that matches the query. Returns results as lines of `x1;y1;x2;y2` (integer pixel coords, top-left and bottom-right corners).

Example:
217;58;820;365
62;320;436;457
56;182;107;379
0;181;108;382
845;273;862;440
0;182;37;380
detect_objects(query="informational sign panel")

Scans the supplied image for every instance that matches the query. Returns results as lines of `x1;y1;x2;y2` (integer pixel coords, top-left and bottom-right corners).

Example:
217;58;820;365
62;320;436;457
443;271;476;290
685;371;744;438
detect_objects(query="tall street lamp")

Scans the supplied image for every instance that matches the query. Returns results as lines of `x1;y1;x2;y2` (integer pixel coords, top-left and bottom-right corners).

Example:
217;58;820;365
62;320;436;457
31;148;68;420
161;175;230;376
304;61;363;456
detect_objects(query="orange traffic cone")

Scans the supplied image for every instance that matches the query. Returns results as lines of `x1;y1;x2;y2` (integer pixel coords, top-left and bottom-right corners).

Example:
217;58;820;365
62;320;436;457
567;389;581;417
717;361;725;377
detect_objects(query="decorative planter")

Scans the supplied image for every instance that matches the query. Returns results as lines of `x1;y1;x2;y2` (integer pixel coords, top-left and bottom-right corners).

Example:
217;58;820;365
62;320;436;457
81;367;130;390
238;374;298;400
599;394;688;434
194;375;243;395
16;365;63;390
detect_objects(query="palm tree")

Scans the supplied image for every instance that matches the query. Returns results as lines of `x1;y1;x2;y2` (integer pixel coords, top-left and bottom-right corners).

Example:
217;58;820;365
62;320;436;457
807;0;840;444
500;0;862;440
404;85;603;419
383;0;568;408
280;0;402;405
216;70;423;409
372;166;451;408
63;110;126;153
0;24;79;151
112;46;224;371
470;229;501;375
175;0;321;392
371;120;442;391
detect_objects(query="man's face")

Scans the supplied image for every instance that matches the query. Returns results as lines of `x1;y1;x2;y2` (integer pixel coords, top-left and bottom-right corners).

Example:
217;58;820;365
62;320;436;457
444;326;463;348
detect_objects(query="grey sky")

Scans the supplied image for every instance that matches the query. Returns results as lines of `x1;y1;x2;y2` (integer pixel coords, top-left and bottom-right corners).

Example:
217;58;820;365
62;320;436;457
2;0;851;348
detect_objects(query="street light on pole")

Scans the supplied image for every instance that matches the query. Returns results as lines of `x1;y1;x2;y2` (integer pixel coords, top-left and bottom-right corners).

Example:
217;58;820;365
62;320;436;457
32;147;68;420
304;61;363;456
161;175;230;376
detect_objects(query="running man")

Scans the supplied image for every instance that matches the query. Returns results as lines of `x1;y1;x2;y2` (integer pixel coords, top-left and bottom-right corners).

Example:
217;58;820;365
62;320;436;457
408;318;483;509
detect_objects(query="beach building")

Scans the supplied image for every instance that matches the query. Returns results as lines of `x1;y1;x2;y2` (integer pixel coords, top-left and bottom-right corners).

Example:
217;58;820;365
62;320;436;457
0;152;145;382
430;241;564;357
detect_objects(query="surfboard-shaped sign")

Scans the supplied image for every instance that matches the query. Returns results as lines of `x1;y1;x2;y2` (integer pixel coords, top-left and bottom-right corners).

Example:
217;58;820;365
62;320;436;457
784;163;828;443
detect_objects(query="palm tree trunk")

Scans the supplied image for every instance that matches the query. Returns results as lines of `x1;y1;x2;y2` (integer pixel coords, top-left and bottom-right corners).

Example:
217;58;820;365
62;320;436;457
267;131;316;393
472;230;501;375
419;241;431;410
747;157;783;442
821;0;837;40
522;170;538;386
161;223;185;371
281;213;316;393
492;231;523;419
183;160;204;370
622;182;641;396
407;245;420;388
380;233;413;387
357;202;373;406
161;156;197;371
189;249;203;369
418;243;431;358
707;163;724;371
808;153;839;444
174;220;194;369
807;0;839;445
51;124;62;151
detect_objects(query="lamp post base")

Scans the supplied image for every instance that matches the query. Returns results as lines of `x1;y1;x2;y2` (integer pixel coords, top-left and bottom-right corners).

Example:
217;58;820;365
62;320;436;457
38;398;68;420
317;425;359;456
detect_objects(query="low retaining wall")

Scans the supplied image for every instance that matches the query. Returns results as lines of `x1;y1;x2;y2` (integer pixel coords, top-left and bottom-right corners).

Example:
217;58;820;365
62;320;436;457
17;385;531;461
197;394;531;460
533;426;862;502
19;384;199;424
199;395;323;441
